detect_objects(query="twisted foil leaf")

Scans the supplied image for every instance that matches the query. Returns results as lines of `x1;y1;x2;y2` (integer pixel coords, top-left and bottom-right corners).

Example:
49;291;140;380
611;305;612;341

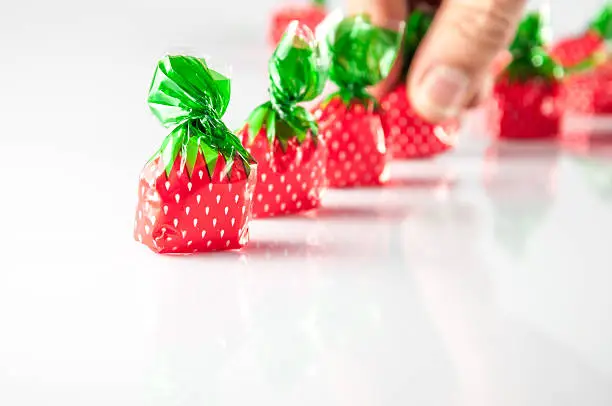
323;13;402;104
590;3;612;39
147;55;254;177
245;22;327;149
402;9;433;77
505;12;564;83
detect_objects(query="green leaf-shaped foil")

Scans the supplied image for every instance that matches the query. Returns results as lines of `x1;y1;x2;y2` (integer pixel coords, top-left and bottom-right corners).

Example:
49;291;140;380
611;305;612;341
324;13;402;100
147;55;254;178
505;12;564;83
245;22;328;147
402;9;434;77
590;3;612;40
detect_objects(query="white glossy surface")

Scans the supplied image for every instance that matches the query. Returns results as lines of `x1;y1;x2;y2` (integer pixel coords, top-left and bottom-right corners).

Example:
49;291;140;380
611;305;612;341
1;1;612;405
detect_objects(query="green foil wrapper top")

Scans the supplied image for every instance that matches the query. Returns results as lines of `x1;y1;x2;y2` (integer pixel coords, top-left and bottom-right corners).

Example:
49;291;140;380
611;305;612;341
323;13;402;104
245;22;328;148
505;12;564;83
401;9;433;77
147;55;254;178
590;3;612;39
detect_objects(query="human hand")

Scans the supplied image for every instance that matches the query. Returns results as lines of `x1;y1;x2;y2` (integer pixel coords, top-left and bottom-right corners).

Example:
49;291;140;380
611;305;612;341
349;0;524;122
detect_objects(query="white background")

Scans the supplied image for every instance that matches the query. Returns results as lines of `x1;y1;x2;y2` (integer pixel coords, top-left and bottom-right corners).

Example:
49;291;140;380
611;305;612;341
1;1;611;405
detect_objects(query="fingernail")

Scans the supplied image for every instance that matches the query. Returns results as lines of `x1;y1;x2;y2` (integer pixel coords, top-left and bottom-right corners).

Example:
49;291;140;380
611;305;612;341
414;66;470;120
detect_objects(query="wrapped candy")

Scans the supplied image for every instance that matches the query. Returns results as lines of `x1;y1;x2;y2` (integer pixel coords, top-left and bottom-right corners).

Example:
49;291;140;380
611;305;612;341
561;62;612;140
551;3;612;72
380;10;459;159
269;0;327;46
563;62;612;115
239;22;328;218
487;12;564;139
134;55;257;254
558;6;612;139
313;12;403;187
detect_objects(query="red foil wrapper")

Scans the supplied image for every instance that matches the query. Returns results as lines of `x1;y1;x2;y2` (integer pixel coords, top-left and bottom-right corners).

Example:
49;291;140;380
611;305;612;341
135;155;257;254
488;79;562;139
562;63;612;143
380;84;459;159
563;63;612;114
314;98;390;187
240;128;327;218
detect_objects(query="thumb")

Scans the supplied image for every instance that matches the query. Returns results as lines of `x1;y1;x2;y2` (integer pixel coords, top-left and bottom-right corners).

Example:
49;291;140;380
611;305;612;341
408;0;526;122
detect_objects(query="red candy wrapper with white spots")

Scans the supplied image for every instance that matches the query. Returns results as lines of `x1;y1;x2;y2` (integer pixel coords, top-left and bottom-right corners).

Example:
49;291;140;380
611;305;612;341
313;12;403;187
134;55;257;254
239;22;328;218
315;99;387;186
562;62;612;142
488;79;562;139
381;84;459;158
488;12;564;140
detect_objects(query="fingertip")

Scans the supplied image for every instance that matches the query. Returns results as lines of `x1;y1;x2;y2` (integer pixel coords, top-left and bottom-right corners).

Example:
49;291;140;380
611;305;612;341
409;65;470;123
467;74;495;109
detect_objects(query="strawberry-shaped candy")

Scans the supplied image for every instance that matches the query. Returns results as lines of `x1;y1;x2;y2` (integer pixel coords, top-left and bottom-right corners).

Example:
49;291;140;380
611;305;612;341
488;12;564;139
313;13;402;187
561;62;612;142
134;55;257;254
551;4;612;72
380;10;460;159
239;22;328;218
562;61;612;115
269;0;327;46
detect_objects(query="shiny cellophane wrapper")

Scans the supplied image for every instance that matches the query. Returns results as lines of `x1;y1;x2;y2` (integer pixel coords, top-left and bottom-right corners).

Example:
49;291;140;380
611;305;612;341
313;11;403;187
134;55;257;254
240;22;328;218
489;12;564;139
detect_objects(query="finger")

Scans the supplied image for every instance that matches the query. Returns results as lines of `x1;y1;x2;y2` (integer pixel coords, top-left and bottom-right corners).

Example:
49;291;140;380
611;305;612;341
466;73;494;108
464;49;511;108
407;0;526;122
407;0;442;14
348;0;407;99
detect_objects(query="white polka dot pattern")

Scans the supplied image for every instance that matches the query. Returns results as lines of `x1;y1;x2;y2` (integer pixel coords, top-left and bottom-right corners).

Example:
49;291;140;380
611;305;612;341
240;127;328;218
314;98;390;187
133;153;257;254
380;85;459;159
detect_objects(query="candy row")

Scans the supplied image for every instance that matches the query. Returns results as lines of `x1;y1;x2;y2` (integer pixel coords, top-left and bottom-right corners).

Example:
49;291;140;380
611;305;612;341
134;11;457;254
134;5;612;254
271;2;612;140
